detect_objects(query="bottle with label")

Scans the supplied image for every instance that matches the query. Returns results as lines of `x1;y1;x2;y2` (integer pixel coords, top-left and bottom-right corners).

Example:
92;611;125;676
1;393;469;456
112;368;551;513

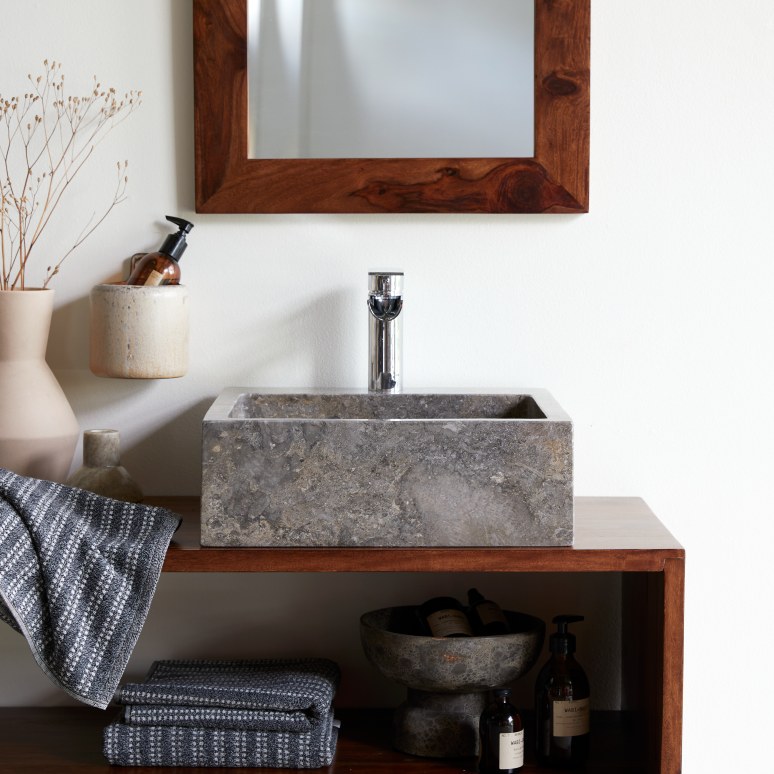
467;587;510;635
418;596;473;637
126;215;194;286
534;615;590;768
479;688;524;773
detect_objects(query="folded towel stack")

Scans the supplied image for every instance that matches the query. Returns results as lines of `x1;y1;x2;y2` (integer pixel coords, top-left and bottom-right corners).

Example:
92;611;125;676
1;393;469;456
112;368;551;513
103;658;341;768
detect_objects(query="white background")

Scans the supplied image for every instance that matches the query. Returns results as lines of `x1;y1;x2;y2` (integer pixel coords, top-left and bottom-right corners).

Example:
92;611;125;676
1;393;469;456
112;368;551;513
0;2;773;771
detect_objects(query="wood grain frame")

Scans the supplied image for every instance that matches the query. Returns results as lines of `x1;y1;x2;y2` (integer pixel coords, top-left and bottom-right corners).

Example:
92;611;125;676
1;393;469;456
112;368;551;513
194;0;589;214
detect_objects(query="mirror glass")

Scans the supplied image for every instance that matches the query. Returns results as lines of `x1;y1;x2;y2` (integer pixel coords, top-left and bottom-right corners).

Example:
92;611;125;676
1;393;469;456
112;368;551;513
247;0;534;159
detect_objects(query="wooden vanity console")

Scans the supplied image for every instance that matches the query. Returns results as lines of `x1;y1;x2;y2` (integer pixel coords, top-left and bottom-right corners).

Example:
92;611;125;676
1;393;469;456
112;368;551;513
0;496;683;773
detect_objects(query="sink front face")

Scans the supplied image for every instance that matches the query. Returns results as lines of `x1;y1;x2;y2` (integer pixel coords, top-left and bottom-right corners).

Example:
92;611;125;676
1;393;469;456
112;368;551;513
201;388;573;547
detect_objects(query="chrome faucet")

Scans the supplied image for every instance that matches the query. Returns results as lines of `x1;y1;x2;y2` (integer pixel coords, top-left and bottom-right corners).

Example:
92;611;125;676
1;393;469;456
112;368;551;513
367;272;404;393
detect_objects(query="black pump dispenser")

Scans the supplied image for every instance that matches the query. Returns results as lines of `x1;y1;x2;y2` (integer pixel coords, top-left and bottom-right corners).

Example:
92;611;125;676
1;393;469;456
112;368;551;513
158;215;194;262
126;215;195;286
549;614;584;655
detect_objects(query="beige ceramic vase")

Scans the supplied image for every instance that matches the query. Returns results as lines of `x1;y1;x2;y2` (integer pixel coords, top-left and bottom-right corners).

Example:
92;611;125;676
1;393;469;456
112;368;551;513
0;288;79;482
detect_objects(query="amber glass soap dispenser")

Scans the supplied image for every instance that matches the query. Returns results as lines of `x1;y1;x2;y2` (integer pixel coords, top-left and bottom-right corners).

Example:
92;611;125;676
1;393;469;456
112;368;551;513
534;615;590;768
127;215;194;286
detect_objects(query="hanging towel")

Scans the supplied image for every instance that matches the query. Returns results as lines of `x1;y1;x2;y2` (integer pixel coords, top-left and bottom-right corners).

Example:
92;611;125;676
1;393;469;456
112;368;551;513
0;467;180;709
103;714;339;768
117;658;341;718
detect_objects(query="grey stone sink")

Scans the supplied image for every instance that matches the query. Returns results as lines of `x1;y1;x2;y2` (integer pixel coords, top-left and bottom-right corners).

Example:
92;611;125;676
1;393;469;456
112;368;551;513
201;388;573;547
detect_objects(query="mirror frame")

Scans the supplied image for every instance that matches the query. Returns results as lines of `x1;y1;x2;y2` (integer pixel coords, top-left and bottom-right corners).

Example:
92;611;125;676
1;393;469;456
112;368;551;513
193;0;589;214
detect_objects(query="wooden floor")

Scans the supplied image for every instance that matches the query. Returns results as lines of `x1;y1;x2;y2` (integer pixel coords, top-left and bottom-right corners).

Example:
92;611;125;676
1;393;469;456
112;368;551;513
0;707;646;773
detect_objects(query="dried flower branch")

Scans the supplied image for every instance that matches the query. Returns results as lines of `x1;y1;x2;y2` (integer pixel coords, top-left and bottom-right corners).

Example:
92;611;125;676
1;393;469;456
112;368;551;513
0;60;140;290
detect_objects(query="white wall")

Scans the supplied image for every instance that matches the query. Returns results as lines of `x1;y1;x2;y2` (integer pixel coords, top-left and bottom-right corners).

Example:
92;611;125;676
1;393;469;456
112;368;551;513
1;1;773;771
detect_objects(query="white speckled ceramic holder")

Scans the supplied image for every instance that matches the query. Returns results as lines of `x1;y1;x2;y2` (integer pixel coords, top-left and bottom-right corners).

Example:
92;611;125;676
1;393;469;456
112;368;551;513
89;283;188;379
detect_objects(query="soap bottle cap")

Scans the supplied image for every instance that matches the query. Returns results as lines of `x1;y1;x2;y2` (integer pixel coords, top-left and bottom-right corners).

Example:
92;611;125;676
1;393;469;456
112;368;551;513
493;688;511;698
158;215;194;261
550;614;584;655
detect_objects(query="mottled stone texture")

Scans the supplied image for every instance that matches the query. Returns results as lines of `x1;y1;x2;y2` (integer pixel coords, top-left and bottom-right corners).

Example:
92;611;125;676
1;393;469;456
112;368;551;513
201;389;573;547
393;692;484;757
359;607;546;692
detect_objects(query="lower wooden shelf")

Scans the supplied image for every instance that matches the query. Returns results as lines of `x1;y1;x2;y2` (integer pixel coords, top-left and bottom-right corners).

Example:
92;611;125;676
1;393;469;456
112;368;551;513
0;707;646;773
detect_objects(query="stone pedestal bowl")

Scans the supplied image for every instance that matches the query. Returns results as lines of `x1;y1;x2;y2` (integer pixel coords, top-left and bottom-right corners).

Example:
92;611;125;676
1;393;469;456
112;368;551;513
360;606;545;758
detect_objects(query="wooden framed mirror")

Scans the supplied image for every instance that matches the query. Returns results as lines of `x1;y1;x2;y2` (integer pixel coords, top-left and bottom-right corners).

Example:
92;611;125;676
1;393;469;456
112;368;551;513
194;0;589;214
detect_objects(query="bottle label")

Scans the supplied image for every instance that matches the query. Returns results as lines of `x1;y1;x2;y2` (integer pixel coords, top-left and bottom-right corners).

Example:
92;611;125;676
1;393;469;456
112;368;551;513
478;601;508;626
552;697;590;737
143;269;165;287
499;729;524;769
426;608;472;637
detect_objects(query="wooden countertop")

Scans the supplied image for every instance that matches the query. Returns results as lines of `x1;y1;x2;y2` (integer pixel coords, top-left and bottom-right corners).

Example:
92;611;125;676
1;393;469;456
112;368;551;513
151;497;684;573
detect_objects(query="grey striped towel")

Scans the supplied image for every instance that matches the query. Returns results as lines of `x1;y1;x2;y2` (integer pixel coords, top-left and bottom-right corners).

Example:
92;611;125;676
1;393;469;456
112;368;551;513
103;715;339;767
0;468;180;709
122;703;316;731
107;658;341;767
117;658;341;718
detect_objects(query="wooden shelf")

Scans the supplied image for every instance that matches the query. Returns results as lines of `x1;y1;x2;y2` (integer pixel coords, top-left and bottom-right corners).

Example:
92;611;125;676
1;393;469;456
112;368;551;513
1;497;683;773
0;708;646;773
156;496;684;573
149;495;684;773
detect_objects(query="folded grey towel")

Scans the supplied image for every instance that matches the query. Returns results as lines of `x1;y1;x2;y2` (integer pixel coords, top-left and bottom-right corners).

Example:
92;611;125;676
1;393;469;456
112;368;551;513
117;658;340;718
103;716;339;768
0;468;180;709
122;704;320;732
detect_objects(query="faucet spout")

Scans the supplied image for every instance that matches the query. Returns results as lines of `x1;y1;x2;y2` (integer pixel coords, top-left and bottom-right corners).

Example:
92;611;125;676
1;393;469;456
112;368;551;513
368;272;404;393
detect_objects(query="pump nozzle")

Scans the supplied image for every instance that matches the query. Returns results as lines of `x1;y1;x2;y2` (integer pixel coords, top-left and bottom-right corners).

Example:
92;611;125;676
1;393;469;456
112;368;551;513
159;215;194;262
553;614;584;633
166;215;194;235
550;614;584;654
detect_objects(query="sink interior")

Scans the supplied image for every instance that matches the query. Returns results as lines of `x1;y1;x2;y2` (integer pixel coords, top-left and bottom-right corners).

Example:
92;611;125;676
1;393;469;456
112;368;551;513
228;393;547;421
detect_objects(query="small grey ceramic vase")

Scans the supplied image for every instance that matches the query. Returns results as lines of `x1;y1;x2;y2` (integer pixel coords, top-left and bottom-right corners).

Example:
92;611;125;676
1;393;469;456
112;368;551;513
66;429;143;502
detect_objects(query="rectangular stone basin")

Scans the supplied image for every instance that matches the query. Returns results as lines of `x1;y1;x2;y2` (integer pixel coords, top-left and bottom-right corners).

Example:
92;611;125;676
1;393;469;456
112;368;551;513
201;388;573;547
